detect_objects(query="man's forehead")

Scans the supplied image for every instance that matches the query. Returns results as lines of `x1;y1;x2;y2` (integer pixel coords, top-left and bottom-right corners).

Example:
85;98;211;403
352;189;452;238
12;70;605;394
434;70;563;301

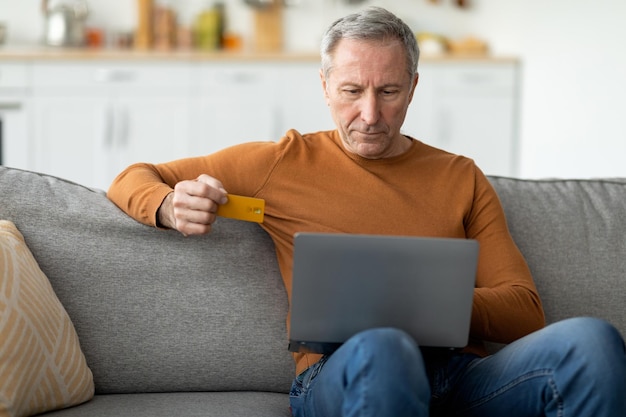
327;39;410;86
333;37;405;59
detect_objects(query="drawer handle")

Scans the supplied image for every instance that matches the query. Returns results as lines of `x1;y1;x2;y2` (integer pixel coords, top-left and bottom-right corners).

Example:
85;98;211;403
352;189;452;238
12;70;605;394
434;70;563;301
94;69;138;83
459;73;496;85
216;72;261;84
0;102;22;111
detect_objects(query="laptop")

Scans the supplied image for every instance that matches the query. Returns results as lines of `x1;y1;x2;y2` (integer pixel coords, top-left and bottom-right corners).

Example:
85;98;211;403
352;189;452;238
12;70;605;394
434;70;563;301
288;232;479;354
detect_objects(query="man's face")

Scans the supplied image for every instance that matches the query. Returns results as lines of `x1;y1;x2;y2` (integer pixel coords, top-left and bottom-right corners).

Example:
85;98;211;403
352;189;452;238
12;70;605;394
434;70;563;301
321;38;419;160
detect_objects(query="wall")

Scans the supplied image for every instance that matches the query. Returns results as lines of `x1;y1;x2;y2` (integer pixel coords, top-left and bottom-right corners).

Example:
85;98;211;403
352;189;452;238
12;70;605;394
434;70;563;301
2;0;626;178
466;0;626;178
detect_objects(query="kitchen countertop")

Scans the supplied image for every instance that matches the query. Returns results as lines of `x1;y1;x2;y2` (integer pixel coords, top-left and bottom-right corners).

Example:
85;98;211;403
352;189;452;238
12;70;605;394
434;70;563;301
0;46;319;62
0;46;517;63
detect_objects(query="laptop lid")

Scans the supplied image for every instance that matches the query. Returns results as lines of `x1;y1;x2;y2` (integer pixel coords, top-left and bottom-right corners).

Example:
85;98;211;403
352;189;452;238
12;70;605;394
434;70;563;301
288;232;479;354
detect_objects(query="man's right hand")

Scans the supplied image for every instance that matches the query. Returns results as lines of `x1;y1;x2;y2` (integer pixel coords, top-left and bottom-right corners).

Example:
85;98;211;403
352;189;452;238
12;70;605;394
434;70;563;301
157;174;228;236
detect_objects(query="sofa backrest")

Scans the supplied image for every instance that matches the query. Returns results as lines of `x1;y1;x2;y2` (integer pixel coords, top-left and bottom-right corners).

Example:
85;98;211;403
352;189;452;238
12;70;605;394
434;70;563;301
489;176;626;337
0;166;295;395
2;166;625;395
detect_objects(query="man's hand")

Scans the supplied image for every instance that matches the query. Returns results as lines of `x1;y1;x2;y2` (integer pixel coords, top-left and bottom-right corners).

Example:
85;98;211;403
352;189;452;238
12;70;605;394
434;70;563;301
158;174;228;236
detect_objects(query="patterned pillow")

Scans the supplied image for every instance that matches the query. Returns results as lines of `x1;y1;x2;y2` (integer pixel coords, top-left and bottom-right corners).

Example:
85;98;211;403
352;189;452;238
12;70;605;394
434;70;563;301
0;220;94;417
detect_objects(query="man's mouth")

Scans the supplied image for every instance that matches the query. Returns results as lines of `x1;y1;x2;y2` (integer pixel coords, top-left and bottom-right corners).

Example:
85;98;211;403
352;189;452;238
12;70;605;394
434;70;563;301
353;130;384;139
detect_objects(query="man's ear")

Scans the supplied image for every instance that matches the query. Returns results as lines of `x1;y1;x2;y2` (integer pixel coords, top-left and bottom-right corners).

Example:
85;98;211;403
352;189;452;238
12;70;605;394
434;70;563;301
408;73;419;104
320;68;330;105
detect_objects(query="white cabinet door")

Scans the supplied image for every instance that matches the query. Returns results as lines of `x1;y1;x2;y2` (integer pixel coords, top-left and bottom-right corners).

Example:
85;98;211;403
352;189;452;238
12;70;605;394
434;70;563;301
31;62;193;190
190;62;336;157
1;96;31;170
1;64;32;170
190;63;279;156
278;63;335;135
403;61;519;177
32;95;192;190
32;96;109;187
435;95;516;176
106;96;191;186
402;65;438;143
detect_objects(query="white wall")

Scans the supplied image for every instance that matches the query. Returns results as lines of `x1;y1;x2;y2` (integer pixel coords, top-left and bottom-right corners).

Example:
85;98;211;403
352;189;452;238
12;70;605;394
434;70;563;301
466;0;626;178
2;0;626;178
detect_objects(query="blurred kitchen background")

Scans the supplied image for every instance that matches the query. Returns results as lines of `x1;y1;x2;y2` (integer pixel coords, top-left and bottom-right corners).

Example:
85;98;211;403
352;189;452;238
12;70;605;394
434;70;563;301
1;0;626;185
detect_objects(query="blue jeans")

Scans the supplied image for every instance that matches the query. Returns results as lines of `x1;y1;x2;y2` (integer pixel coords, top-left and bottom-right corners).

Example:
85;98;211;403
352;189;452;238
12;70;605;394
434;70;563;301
289;317;626;417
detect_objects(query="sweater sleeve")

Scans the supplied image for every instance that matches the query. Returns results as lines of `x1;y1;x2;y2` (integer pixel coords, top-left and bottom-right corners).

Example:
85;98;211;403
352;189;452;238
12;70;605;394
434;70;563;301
107;140;287;227
465;168;546;344
106;162;178;227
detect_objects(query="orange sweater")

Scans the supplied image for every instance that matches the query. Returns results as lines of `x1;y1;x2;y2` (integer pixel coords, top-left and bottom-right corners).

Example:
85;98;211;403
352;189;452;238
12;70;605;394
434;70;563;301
108;129;545;375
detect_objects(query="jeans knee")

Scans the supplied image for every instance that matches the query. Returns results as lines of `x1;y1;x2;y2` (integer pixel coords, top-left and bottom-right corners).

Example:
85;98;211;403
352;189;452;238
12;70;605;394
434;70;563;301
344;328;430;412
552;317;624;350
546;317;626;373
352;327;420;361
344;327;425;383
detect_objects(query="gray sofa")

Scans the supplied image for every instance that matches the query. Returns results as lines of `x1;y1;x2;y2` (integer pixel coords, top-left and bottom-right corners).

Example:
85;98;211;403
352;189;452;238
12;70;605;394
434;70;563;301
1;165;625;417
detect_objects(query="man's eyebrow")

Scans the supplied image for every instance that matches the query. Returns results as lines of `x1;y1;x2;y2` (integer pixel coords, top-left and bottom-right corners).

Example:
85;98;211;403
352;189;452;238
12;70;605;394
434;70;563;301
336;81;404;89
380;83;403;88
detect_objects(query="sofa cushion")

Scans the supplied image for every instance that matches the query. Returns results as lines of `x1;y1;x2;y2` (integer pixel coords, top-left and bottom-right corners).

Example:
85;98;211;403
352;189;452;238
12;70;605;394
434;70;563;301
489;176;626;338
0;220;94;417
0;167;295;395
39;392;291;417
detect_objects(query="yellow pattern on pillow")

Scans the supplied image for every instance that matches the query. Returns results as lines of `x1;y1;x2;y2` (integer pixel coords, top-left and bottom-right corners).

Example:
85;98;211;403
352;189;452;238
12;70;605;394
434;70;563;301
0;220;94;417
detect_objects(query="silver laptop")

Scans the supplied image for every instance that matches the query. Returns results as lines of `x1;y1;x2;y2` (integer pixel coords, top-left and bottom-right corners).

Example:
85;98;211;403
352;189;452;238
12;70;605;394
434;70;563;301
288;232;479;354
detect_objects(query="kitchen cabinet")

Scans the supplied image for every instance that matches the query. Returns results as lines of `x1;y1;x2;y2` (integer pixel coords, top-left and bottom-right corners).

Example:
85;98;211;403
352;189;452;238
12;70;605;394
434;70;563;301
3;53;520;189
190;59;519;177
189;61;335;156
190;62;280;155
31;62;193;190
403;61;519;176
0;63;31;170
277;62;335;135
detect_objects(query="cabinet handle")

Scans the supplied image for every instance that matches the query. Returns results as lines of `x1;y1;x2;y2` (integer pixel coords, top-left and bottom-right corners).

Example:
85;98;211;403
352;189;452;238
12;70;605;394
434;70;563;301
94;69;137;83
103;105;130;148
458;72;495;86
104;105;114;147
0;102;22;111
438;107;452;147
272;105;282;141
115;105;130;147
216;71;260;84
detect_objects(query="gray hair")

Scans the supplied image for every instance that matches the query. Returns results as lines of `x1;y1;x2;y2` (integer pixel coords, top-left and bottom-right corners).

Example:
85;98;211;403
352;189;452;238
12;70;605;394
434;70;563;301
320;7;420;79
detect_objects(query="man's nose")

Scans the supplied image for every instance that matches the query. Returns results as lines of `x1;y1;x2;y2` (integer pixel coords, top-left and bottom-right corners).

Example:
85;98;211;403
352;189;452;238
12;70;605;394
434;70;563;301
359;93;381;125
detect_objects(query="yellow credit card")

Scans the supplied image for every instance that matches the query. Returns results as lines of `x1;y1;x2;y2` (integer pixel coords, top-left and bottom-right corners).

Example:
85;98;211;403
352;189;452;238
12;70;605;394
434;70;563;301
216;194;265;223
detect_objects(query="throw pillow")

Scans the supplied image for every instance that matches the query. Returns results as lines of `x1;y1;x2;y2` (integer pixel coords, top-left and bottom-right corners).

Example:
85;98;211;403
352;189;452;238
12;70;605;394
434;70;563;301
0;220;94;417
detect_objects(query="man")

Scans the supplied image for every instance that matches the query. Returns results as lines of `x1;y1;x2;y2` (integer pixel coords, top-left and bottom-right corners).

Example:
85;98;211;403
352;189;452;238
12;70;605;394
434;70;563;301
108;7;626;417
